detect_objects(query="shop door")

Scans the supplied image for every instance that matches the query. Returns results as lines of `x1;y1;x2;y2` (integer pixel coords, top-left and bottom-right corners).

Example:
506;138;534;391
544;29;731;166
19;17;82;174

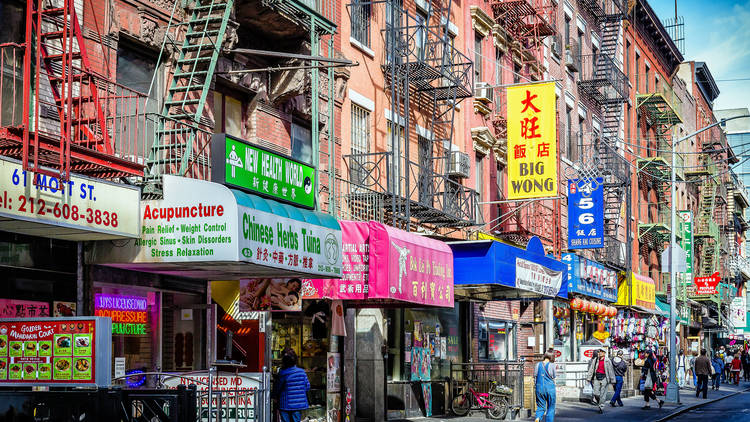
162;304;207;372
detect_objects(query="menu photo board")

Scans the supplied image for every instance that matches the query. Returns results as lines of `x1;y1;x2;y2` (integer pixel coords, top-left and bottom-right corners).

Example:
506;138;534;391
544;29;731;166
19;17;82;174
0;317;112;386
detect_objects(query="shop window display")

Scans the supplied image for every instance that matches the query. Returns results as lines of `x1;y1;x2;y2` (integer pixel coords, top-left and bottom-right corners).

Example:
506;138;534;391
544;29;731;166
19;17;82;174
478;319;516;361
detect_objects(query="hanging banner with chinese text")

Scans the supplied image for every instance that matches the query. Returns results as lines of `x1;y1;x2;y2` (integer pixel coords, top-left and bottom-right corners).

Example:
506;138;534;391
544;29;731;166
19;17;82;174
678;211;693;285
567;178;604;249
506;82;557;199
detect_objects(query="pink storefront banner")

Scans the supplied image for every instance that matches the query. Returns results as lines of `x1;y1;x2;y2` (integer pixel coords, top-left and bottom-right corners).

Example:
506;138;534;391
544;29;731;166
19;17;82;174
303;220;454;307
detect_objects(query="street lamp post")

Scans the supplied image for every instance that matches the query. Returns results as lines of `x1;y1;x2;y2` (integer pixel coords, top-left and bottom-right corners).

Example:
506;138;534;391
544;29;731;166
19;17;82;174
665;115;749;404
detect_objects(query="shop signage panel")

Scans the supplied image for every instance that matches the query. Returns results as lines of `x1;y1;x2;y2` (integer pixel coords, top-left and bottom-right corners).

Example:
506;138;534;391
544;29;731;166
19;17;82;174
237;204;342;278
0;157;140;238
164;371;262;421
506;82;557;199
369;222;454;307
0;317;111;386
94;294;149;335
567;178;604;249
0;299;50;318
212;134;316;209
515;257;563;297
303;220;370;300
615;273;655;309
562;253;617;302
678;211;693;279
238;278;302;312
730;296;747;330
694;272;720;295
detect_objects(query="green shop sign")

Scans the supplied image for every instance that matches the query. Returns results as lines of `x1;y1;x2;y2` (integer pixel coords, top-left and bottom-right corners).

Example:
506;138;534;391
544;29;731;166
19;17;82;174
678;210;693;284
211;134;316;209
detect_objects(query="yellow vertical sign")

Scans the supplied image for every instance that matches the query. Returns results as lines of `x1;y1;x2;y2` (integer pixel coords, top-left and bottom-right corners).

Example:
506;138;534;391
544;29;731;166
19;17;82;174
506;82;557;199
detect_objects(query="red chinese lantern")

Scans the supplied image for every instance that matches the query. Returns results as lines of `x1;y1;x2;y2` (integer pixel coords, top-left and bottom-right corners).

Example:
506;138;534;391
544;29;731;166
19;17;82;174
570;298;583;311
581;300;590;313
610;307;618;317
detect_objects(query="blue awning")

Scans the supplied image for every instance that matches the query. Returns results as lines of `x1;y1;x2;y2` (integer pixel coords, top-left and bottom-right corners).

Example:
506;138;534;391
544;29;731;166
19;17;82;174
449;236;567;299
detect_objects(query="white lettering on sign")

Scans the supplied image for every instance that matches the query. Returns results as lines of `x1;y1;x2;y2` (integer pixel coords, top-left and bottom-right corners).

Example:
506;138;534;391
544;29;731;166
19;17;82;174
163;372;261;421
0;157;140;238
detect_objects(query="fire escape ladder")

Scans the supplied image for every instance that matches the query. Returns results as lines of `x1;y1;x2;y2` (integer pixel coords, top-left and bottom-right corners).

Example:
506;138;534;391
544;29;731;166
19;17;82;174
29;0;113;179
144;0;234;195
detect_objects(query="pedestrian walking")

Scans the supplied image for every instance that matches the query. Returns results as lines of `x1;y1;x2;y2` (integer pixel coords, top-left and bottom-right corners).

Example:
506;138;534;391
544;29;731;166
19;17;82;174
609;350;627;407
742;350;750;382
724;348;733;383
711;352;723;391
640;350;664;410
534;351;557;422
273;349;310;422
689;350;697;387
731;353;742;385
694;348;712;399
586;349;616;414
677;350;687;388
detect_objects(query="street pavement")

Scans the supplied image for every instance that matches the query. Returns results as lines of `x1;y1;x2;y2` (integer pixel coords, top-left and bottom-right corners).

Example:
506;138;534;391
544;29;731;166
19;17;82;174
393;381;750;421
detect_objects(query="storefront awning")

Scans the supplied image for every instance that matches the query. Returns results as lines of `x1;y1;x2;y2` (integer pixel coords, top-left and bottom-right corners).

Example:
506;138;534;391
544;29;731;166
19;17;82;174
88;175;342;280
615;272;656;310
563;253;618;302
304;220;455;308
448;237;567;300
655;298;685;321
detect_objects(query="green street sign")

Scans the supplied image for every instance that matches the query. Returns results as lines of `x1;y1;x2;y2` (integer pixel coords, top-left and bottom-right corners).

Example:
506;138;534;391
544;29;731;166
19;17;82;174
212;134;316;209
678;210;693;283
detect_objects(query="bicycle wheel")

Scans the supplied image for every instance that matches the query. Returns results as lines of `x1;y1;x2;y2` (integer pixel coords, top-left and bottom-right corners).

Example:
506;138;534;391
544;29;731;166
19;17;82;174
451;392;472;416
486;396;509;420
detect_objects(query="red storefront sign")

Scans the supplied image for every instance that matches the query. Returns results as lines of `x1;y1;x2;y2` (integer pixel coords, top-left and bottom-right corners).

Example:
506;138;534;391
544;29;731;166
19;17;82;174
694;272;720;295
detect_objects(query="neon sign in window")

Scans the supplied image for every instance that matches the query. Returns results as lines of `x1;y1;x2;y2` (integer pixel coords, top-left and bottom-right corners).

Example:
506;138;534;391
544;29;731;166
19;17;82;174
94;294;148;335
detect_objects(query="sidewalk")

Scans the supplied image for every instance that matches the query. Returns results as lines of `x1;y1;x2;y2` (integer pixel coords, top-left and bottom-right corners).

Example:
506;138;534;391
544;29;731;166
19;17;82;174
393;381;750;422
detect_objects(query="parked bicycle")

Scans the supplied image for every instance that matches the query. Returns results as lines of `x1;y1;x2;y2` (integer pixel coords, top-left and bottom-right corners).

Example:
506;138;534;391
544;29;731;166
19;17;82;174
451;379;513;420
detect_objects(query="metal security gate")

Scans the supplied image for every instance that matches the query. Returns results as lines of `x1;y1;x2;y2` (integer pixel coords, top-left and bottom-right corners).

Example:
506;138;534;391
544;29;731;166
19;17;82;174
122;369;270;422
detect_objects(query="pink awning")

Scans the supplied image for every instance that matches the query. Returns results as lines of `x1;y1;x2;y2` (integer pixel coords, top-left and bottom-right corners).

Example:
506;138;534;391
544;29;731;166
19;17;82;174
303;220;454;307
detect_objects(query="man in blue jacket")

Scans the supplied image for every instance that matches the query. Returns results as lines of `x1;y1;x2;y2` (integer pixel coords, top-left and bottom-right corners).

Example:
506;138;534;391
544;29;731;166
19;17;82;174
273;349;310;422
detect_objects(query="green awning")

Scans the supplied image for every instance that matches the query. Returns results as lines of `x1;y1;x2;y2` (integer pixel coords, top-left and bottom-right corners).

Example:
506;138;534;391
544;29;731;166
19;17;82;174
231;189;340;231
655;298;688;323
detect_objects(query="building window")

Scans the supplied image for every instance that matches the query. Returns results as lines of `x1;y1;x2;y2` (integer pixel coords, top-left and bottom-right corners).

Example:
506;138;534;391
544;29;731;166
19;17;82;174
387;120;405;194
212;91;242;138
513;63;522;84
564;16;571;44
578;117;585;159
351;0;371;47
416;9;427;61
495;49;504;87
478;319;516;361
625;40;631;78
566;106;575;161
645;63;650;92
350;104;370;185
117;43;161;152
474;33;483;81
291;121;312;165
635;52;641;92
626;104;631;144
475;154;484;204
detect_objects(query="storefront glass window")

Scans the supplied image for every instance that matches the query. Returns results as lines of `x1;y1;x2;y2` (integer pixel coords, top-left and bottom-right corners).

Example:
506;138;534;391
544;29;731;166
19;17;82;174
478;319;516;361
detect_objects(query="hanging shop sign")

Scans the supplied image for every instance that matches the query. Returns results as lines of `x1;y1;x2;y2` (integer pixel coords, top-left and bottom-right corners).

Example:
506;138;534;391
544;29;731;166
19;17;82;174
304;220;454;307
212;134;316;209
450;236;567;298
694;272;720;295
238;278;303;312
562;254;617;302
678;211;693;282
506;82;557;199
94;294;149;335
730;296;746;330
90;176;341;279
0;317;111;386
615;273;655;310
0;157;140;239
567;178;604;249
164;371;263;421
0;299;50;318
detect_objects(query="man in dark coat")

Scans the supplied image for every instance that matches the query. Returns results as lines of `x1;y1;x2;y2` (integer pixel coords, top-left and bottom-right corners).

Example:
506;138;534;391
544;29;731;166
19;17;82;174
694;348;712;399
273;349;310;422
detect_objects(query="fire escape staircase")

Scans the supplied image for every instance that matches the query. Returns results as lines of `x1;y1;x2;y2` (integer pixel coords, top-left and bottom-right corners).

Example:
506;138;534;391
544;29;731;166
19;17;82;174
11;0;145;179
142;0;234;196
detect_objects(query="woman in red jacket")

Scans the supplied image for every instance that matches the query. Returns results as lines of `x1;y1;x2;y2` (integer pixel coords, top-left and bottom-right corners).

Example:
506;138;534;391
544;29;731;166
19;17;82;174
731;353;742;385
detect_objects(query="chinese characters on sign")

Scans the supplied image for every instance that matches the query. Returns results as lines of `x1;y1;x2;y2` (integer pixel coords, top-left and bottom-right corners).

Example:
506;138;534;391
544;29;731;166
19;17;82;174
0;300;50;318
507;83;557;199
567;178;604;249
515;258;563;297
694;272;720;295
678;211;693;285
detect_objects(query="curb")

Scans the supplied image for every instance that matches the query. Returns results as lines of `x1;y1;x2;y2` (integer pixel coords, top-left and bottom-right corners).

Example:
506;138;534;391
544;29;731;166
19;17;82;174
653;387;750;422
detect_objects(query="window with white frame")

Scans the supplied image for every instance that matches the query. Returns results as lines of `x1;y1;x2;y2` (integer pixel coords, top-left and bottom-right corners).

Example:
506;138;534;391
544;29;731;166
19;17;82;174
351;0;371;47
350;104;370;186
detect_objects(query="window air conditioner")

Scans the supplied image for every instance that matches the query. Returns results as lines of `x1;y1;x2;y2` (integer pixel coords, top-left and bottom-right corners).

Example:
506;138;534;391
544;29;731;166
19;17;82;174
474;82;493;104
447;151;470;178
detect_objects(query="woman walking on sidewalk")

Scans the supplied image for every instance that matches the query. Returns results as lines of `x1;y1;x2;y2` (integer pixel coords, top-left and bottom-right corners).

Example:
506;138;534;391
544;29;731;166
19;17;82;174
711;352;723;391
534;351;557;422
640;350;664;410
731;353;742;385
609;350;627;407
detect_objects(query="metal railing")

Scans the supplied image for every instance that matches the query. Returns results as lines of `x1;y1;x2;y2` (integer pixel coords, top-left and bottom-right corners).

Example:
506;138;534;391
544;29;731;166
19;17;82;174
564;39;581;72
634;73;683;124
578;53;629;104
342;151;479;226
450;361;525;410
143;113;213;182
